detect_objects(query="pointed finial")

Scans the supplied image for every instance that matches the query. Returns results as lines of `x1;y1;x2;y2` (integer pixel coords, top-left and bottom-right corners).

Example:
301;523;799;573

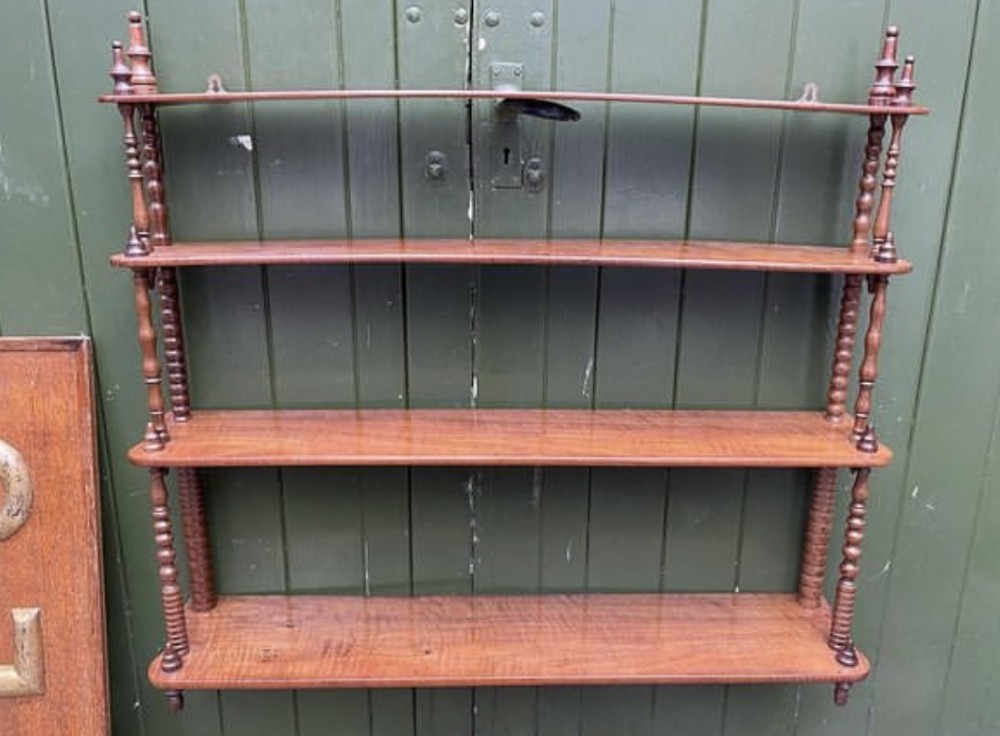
876;231;898;263
109;41;132;95
126;225;148;256
126;10;157;93
869;26;900;106
894;56;917;106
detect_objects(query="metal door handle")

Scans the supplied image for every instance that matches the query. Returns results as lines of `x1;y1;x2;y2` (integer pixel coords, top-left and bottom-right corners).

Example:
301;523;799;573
0;608;45;696
0;439;32;541
496;98;581;122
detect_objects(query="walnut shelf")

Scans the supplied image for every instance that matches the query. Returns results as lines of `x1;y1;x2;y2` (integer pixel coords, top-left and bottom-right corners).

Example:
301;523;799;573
111;238;913;274
105;13;924;711
149;594;869;690
129;409;892;468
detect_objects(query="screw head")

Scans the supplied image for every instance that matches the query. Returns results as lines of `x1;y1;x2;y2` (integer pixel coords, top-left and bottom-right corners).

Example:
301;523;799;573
530;11;546;27
454;7;468;24
484;10;501;27
405;6;422;23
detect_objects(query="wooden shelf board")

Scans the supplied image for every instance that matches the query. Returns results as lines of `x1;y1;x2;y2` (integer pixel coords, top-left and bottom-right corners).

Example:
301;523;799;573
148;593;868;689
98;88;929;116
129;409;891;468
110;238;912;274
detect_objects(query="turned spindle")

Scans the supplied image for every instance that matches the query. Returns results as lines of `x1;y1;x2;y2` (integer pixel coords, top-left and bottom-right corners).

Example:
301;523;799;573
872;56;916;260
133;269;169;448
150;468;189;658
110;43;150;254
126;11;157;93
798;469;838;607
877;231;898;264
157;270;192;421
849;27;897;255
140;108;169;249
853;276;889;445
829;468;870;666
825;275;863;422
178;468;216;611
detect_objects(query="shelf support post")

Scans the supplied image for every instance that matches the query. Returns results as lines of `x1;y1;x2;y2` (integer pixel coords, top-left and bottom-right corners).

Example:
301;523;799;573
150;468;189;662
850;27;897;255
797;468;838;607
133;268;169;450
852;275;889;448
825;275;863;422
829;467;870;705
178;468;217;611
872;57;916;261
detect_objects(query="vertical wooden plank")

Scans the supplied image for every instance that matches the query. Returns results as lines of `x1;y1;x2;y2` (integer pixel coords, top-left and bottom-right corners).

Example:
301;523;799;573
868;2;999;734
140;1;284;733
470;4;555;730
393;2;474;735
241;1;374;730
582;1;703;733
936;402;1000;736
0;0;87;336
0;1;148;733
766;1;888;731
676;0;800;730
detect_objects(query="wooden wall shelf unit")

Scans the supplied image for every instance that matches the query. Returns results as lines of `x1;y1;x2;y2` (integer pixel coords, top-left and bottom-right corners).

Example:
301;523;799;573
103;11;923;713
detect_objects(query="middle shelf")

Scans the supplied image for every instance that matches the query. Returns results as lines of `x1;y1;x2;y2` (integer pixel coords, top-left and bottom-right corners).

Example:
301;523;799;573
129;409;891;467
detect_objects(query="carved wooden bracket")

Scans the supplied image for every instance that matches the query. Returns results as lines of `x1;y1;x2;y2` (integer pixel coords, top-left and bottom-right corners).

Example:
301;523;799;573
0;608;45;697
0;439;33;541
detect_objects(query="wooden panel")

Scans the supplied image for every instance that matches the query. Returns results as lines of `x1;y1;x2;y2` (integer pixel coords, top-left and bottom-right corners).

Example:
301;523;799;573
149;594;868;689
126;409;892;468
111;238;912;273
0;338;106;735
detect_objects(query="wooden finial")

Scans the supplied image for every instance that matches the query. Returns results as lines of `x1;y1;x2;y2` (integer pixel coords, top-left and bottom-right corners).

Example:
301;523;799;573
109;41;131;95
895;56;917;107
126;10;157;93
126;224;147;257
166;690;185;714
857;424;879;453
869;27;899;106
877;231;898;263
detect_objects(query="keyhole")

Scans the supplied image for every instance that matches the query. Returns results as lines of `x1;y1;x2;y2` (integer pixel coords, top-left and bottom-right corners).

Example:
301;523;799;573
503;147;511;166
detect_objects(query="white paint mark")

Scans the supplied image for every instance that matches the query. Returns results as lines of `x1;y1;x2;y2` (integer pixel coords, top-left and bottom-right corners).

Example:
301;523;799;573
565;537;575;563
477;37;487;52
954;280;972;315
363;541;371;596
581;357;594;398
0;138;50;205
925;503;936;512
230;134;254;151
470;373;479;404
870;560;892;580
911;485;920;498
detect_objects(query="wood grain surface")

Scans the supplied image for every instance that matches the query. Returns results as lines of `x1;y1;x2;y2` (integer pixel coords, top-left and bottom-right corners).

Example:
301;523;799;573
110;238;913;274
127;409;893;468
0;338;106;735
148;593;869;689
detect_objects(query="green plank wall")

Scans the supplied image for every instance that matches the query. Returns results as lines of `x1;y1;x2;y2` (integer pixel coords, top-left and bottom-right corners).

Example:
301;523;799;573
0;1;995;734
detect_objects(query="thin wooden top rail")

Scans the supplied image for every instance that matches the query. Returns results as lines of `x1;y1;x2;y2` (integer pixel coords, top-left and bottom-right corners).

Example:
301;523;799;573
97;88;929;116
110;238;913;274
149;593;870;690
128;409;892;468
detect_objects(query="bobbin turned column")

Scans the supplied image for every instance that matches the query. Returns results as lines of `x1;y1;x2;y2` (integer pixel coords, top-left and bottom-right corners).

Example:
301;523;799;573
797;469;838;608
829;468;870;705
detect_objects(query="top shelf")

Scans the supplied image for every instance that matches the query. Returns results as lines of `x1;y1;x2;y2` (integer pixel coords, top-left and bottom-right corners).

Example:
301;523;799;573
97;88;929;117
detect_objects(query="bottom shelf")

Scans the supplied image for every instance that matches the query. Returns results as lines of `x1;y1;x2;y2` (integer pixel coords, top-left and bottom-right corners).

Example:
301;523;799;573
149;593;869;690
